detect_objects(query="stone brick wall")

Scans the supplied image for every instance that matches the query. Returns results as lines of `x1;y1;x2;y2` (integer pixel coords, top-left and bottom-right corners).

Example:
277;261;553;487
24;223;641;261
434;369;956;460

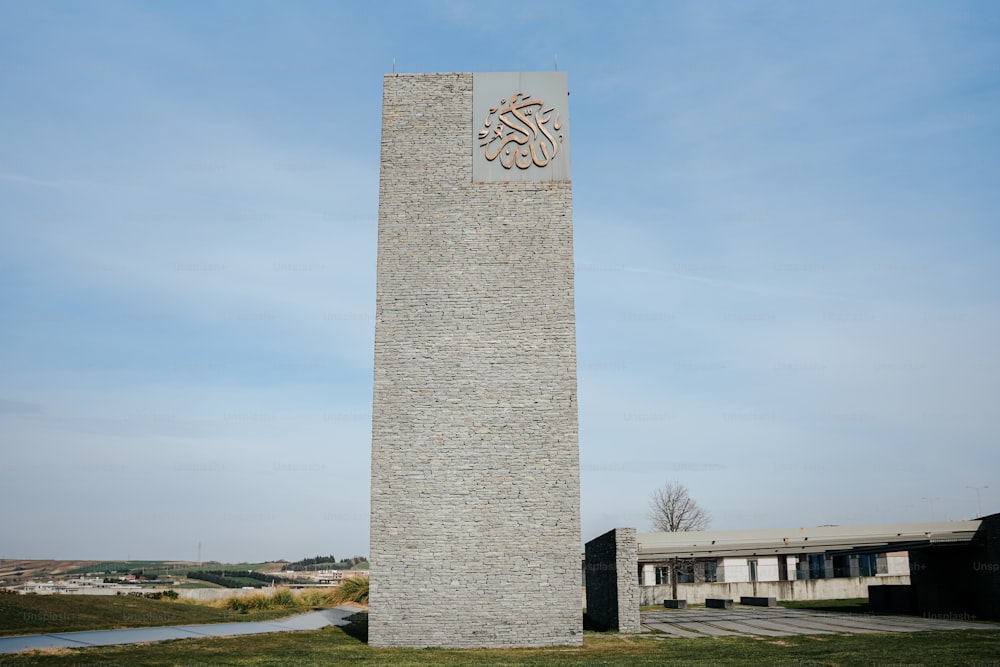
584;528;640;633
369;73;582;648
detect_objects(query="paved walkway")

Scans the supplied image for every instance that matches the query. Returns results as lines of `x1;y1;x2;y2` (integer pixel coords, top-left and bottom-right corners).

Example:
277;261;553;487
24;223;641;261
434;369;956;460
0;606;360;654
642;606;999;638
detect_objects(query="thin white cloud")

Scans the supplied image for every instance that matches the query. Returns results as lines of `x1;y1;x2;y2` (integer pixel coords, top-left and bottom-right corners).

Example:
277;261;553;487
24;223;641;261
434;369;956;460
0;171;80;189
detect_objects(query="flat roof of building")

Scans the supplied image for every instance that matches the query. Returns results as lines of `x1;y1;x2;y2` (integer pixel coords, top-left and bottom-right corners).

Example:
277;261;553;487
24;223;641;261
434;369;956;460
637;519;983;560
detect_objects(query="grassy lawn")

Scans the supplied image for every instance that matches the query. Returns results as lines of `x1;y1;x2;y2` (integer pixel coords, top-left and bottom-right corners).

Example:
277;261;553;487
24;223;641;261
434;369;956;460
2;624;999;666
3;594;998;665
0;594;302;636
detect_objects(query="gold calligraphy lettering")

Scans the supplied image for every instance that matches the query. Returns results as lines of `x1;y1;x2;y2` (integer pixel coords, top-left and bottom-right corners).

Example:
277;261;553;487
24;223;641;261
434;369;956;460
479;92;562;170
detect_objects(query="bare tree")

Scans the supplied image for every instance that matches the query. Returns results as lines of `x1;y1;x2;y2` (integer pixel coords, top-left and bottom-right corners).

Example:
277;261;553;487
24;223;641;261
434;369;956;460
648;481;710;599
649;481;710;533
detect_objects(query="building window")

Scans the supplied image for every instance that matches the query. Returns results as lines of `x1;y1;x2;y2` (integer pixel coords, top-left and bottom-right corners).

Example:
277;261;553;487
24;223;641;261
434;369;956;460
832;555;851;578
808;554;826;579
748;559;758;582
858;553;878;577
703;560;718;583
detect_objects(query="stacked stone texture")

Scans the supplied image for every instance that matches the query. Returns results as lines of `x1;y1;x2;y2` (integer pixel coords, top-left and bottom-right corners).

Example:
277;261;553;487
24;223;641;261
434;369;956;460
584;528;640;633
369;73;582;648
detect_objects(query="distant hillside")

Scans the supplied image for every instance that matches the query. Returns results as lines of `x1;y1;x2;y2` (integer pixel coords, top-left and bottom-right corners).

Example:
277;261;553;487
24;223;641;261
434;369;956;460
0;557;367;586
0;560;103;583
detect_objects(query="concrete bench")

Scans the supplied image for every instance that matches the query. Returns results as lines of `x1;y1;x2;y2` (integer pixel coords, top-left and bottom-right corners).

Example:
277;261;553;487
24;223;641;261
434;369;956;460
706;598;734;609
740;596;777;607
662;599;687;609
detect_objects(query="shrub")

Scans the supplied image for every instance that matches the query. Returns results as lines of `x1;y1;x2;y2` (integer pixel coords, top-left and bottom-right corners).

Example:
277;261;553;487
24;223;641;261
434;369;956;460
225;597;249;613
296;588;337;607
222;589;296;613
329;577;369;605
271;588;296;608
243;594;273;611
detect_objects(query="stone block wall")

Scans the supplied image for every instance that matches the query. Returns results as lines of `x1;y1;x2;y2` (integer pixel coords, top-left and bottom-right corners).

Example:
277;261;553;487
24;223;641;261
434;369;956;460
369;73;581;648
584;528;640;633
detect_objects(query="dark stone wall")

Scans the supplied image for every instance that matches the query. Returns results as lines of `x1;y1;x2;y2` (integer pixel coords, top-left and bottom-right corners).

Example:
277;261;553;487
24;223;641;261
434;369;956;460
584;528;639;632
908;513;1000;621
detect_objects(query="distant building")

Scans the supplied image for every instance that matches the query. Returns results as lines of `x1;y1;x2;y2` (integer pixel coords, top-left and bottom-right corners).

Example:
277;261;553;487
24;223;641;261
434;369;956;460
636;520;980;589
584;519;985;610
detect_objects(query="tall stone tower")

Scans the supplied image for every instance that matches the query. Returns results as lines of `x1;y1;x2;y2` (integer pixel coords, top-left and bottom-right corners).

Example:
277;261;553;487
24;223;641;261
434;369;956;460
369;72;581;648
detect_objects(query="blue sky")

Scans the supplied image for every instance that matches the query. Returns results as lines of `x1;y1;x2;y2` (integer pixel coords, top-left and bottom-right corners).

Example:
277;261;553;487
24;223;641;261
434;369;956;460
1;0;998;563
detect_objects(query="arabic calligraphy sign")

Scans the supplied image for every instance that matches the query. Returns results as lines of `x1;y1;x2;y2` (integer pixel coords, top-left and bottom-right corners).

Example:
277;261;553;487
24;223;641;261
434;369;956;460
479;93;562;170
472;72;570;183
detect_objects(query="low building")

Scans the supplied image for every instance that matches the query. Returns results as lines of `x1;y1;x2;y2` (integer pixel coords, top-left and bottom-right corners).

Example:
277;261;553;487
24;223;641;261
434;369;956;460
641;551;910;586
585;515;1000;630
634;520;979;605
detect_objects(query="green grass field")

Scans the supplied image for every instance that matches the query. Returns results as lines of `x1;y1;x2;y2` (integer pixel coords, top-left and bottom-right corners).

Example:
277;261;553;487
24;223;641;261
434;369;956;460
3;593;998;666
64;560;183;576
63;560;285;578
3;624;999;666
0;594;301;636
